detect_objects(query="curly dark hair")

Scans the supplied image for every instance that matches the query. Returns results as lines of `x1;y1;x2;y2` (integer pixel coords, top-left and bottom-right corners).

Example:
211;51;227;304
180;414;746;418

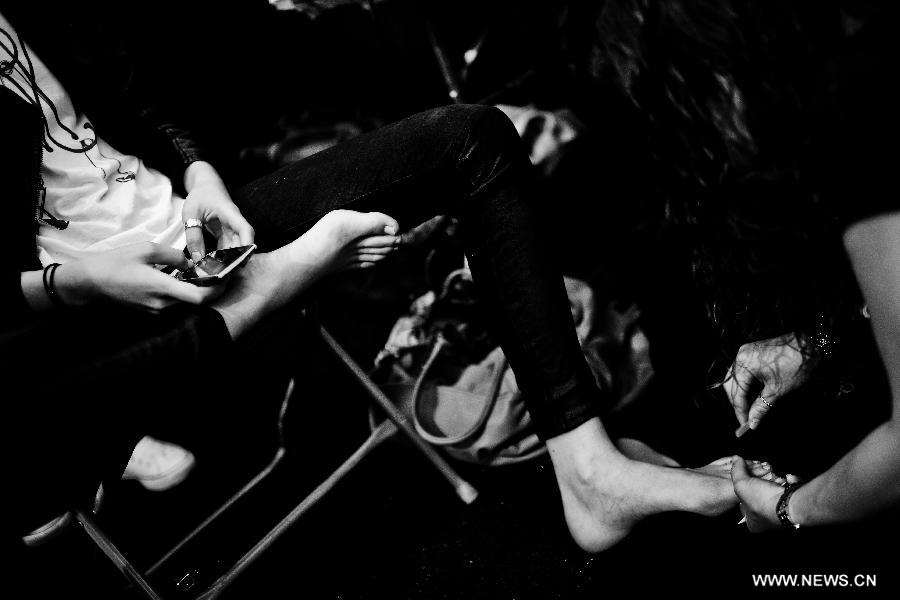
568;0;873;371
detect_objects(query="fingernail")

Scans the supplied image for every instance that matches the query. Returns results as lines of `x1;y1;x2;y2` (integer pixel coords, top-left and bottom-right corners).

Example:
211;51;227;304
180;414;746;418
191;252;203;263
735;423;751;438
384;225;398;235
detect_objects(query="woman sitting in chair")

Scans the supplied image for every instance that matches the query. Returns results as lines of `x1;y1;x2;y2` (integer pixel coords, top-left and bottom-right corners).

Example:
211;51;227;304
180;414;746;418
1;1;739;556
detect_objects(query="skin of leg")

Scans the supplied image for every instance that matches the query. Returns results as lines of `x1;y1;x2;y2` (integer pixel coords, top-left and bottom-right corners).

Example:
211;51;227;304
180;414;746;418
213;105;739;551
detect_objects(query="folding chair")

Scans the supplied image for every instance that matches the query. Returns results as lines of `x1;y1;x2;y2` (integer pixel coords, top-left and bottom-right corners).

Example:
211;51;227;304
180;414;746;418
26;323;477;599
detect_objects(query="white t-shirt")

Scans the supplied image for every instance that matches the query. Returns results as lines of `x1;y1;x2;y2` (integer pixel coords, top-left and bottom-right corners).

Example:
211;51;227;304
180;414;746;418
0;12;186;266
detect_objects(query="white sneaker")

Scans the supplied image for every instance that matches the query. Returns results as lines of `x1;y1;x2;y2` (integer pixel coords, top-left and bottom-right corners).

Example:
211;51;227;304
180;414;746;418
122;436;196;491
23;484;104;546
22;513;72;547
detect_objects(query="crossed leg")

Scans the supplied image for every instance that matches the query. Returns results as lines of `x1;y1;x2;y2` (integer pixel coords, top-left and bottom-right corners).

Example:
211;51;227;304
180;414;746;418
211;104;739;552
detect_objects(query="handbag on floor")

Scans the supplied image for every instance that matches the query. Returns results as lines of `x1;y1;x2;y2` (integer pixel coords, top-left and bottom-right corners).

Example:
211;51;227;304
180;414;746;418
372;266;543;465
371;266;651;466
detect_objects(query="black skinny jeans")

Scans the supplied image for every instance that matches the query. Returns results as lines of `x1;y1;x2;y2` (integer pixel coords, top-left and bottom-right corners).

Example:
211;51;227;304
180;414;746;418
233;104;602;438
8;105;602;533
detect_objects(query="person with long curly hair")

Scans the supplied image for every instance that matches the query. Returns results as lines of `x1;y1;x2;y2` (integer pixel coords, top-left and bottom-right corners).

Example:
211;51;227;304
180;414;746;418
565;0;899;534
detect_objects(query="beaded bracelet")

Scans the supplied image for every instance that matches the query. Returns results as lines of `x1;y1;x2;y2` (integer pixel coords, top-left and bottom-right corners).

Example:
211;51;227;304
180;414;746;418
776;482;803;531
42;262;65;308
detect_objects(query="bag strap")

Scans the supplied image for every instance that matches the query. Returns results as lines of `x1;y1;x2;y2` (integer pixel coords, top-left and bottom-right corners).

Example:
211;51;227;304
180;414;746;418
412;335;509;446
438;267;471;301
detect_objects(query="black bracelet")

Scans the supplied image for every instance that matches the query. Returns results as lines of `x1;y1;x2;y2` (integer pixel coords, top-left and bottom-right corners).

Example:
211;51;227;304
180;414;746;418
42;262;65;308
776;482;802;531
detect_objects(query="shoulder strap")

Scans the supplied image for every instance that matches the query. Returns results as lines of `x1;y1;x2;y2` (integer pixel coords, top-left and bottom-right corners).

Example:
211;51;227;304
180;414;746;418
412;335;508;446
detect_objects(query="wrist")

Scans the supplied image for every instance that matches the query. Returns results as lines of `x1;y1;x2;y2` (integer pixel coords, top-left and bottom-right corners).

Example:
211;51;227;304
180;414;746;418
776;483;805;530
53;262;93;306
783;483;818;527
183;160;220;191
20;263;91;311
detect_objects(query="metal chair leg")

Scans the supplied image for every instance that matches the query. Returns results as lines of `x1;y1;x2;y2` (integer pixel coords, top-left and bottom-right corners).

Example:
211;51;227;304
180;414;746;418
317;325;478;505
65;326;476;599
145;379;295;578
195;419;399;600
74;510;163;600
190;327;479;598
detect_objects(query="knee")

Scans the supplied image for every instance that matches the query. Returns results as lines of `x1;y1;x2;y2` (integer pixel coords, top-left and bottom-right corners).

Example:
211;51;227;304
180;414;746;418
461;104;517;135
436;105;529;192
424;104;522;160
461;104;523;157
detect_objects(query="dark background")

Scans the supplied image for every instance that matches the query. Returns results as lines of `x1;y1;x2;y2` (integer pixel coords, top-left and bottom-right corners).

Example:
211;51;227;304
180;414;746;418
15;1;899;597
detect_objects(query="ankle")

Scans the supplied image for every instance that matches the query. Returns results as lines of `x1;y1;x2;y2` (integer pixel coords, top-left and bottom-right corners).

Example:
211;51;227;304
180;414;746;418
547;419;623;476
546;418;619;456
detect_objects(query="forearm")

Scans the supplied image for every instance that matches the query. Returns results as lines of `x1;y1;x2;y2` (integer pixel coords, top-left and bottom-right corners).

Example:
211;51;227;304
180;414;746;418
20;270;53;311
791;420;900;526
794;214;900;526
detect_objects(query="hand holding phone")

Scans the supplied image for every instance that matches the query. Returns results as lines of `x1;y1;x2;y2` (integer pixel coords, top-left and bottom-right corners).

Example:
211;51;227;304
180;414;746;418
172;244;257;286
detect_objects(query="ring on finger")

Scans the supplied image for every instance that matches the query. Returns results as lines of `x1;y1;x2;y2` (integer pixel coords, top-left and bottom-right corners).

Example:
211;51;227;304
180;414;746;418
184;218;204;230
758;395;774;409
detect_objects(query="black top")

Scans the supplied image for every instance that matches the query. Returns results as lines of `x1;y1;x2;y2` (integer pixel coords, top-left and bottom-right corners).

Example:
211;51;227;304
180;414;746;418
822;11;898;228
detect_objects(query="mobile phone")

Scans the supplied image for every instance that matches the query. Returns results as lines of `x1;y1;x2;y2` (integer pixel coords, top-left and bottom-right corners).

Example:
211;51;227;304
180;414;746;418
173;244;257;286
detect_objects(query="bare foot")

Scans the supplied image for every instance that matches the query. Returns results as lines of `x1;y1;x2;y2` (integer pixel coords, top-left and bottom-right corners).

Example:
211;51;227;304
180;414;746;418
615;438;681;467
690;456;736;478
282;209;401;274
548;419;739;553
213;209;400;337
744;459;789;486
292;210;400;274
616;438;736;478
